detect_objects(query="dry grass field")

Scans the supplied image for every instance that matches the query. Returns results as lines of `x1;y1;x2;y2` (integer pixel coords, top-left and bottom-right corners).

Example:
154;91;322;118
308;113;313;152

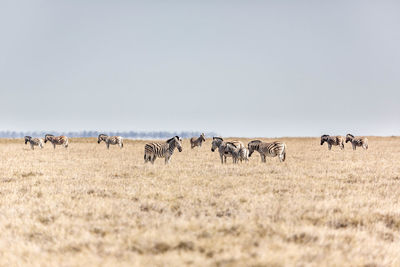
0;137;399;266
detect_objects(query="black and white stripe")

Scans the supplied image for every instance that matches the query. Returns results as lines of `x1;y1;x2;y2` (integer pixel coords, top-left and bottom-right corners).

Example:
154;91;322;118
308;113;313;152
144;136;183;164
320;135;344;150
247;140;286;162
346;134;368;150
224;142;249;164
24;136;43;150
97;134;123;149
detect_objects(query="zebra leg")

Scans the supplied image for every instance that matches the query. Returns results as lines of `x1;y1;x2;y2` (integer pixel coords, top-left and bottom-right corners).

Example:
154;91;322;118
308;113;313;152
328;144;332;150
53;143;56;149
352;143;356;150
107;143;110;149
30;143;34;150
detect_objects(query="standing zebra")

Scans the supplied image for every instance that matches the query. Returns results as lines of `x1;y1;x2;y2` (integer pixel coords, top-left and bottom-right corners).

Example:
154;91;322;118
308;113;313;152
346;134;368;150
247;140;286;163
211;137;245;164
224;142;249;164
44;134;69;149
144;136;183;164
97;134;123;149
24;136;44;150
190;133;206;149
320;135;345;150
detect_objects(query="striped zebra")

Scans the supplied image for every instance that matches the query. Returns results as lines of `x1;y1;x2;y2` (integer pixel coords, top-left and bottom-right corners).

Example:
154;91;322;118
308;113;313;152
190;133;206;149
346;134;368;150
44;134;69;149
224;142;249;164
144;136;183;164
97;134;123;149
24;136;44;150
211;137;245;164
320;135;344;150
247;140;286;163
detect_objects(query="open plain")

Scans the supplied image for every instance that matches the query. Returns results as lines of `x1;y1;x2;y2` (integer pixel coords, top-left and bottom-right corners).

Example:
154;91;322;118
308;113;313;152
0;137;399;266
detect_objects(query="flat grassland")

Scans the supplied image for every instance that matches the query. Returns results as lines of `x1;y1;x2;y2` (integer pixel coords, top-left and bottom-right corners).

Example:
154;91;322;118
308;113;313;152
0;137;399;266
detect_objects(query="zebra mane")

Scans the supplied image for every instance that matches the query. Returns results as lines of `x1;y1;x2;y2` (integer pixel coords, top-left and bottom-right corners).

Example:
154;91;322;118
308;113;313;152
213;137;223;141
346;134;354;138
321;135;329;138
249;140;262;144
24;136;32;140
166;136;177;143
45;134;54;138
98;134;108;138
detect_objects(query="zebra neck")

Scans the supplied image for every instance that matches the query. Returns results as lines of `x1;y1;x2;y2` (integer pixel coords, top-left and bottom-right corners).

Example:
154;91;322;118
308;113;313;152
168;142;176;153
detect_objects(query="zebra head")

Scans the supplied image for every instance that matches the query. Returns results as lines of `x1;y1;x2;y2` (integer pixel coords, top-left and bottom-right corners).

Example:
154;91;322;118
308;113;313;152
98;134;108;144
211;137;223;152
24;136;31;144
200;133;206;142
346;134;354;143
44;134;54;143
247;140;261;157
167;136;183;152
321;135;329;145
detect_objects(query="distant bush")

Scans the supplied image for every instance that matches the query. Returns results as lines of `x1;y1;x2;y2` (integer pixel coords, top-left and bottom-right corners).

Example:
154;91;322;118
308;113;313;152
0;131;217;139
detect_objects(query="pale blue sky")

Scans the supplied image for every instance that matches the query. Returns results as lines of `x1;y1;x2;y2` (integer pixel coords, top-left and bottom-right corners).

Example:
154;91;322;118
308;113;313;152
1;1;399;137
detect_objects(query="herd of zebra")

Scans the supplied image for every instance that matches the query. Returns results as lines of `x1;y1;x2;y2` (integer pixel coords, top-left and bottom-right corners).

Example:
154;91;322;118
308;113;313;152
23;133;368;164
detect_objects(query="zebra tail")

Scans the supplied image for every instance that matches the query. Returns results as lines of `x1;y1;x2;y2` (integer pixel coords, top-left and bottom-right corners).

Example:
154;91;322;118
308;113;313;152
282;145;286;162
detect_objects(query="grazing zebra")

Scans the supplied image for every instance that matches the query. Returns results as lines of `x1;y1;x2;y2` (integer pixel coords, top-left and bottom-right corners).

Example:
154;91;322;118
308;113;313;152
190;133;206;149
224;142;249;164
320;135;345;150
144;136;183;164
346;134;368;150
211;137;244;164
24;136;43;150
247;140;286;163
44;134;69;149
97;134;123;149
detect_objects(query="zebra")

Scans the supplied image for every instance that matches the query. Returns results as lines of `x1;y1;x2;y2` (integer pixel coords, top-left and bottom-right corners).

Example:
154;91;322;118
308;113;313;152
24;136;43;150
144;136;183;164
190;133;206;149
346;134;368;150
44;134;69;149
247;140;286;163
97;134;123;149
211;137;244;164
224;142;249;164
320;135;345;150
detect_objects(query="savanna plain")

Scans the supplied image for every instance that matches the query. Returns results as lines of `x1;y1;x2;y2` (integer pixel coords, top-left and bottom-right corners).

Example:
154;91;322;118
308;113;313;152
0;137;399;266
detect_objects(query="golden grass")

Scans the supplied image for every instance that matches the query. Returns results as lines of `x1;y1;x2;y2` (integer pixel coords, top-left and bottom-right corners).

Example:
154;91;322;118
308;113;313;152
0;137;399;266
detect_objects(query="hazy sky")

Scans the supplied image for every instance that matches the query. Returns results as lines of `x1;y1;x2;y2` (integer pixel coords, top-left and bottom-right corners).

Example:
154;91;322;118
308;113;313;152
1;1;399;137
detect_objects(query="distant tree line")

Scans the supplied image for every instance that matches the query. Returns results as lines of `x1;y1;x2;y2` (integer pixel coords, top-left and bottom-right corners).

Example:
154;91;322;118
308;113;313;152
0;131;218;139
